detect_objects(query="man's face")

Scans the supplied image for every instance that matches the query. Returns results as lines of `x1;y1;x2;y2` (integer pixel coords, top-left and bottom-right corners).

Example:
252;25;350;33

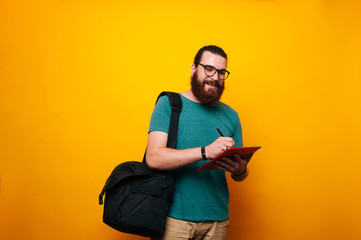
191;51;227;105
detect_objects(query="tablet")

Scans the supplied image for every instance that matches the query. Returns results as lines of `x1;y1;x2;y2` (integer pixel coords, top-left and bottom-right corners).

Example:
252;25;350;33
197;146;261;171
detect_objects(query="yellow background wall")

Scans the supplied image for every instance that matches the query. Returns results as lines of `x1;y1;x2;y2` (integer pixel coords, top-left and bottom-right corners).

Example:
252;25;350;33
1;0;360;239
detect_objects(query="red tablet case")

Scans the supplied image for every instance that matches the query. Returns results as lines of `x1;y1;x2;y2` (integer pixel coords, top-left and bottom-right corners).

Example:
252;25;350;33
197;146;261;171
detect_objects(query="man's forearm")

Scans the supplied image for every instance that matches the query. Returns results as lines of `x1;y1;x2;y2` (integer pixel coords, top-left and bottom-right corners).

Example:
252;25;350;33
145;147;203;170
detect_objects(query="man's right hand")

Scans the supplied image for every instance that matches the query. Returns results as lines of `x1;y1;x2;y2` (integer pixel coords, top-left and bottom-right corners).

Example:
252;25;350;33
205;137;235;159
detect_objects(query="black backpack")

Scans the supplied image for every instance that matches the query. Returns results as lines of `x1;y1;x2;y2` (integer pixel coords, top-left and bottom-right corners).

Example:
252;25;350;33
99;92;182;237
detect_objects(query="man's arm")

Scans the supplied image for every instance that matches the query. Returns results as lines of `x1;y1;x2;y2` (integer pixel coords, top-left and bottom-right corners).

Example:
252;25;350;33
146;131;235;171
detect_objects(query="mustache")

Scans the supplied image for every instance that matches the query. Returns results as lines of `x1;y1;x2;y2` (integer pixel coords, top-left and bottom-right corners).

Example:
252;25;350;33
203;79;221;88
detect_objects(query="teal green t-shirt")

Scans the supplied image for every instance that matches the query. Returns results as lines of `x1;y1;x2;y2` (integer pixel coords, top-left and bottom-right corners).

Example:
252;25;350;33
149;94;243;221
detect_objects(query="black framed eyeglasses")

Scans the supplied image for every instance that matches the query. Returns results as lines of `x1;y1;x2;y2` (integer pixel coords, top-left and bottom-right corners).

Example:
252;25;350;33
196;63;230;80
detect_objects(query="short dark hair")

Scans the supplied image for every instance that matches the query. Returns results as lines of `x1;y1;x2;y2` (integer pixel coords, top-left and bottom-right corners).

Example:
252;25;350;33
193;45;228;66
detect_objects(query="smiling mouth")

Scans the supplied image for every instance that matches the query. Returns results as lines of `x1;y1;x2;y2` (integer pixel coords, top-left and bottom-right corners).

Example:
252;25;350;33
205;80;220;88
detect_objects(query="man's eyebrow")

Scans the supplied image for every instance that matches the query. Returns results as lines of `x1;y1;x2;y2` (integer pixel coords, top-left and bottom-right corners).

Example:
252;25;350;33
205;64;227;71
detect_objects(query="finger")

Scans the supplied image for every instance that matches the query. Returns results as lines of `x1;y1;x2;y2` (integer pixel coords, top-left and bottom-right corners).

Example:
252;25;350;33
218;143;231;152
215;165;230;172
234;153;251;162
213;161;232;172
233;154;242;162
224;154;243;165
214;160;229;168
217;136;231;141
225;156;248;171
233;155;248;165
218;137;235;144
219;157;237;168
223;142;235;150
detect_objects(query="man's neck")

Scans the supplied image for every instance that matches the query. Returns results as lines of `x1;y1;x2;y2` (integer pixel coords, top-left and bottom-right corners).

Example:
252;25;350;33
181;90;201;103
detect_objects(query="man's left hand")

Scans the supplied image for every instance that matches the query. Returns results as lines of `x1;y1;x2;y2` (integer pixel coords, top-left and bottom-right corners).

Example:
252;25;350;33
213;153;253;175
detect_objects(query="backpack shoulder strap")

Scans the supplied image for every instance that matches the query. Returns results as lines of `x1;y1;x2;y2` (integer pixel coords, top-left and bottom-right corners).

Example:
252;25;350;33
156;91;182;149
100;92;183;205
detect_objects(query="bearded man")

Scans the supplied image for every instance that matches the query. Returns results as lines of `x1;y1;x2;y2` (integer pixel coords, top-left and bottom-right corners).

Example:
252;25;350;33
146;45;252;240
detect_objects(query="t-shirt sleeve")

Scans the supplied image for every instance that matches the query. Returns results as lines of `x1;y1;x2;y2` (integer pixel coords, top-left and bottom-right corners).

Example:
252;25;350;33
233;112;243;147
148;95;171;134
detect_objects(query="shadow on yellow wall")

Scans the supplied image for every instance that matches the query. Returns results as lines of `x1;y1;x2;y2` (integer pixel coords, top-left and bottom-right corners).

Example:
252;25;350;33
1;0;360;239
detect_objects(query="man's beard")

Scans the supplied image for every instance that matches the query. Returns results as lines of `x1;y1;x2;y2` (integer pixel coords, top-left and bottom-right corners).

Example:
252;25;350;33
191;72;225;105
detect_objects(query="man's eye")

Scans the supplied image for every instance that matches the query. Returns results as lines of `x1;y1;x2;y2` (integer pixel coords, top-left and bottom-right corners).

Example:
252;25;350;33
205;66;215;71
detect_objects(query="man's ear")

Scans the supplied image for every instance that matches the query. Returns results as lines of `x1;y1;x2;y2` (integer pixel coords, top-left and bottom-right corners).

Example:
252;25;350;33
191;64;196;75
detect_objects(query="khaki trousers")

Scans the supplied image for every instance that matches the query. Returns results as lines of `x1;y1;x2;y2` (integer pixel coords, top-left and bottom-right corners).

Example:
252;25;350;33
151;217;229;240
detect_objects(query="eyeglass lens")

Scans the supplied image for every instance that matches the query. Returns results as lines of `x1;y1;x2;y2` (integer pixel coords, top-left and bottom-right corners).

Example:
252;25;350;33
203;65;228;80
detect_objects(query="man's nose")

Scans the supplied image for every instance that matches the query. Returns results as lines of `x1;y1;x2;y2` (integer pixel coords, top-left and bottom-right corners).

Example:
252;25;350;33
211;70;220;81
